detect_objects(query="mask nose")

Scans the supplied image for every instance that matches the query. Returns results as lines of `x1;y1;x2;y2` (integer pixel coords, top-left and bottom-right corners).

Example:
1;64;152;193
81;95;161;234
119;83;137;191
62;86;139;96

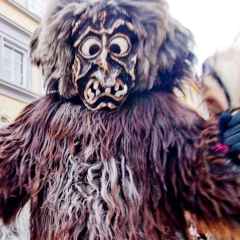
95;48;117;86
98;48;110;76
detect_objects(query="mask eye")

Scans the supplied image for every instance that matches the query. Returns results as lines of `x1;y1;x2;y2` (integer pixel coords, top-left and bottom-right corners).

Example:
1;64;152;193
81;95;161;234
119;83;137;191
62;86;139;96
81;38;101;58
109;37;131;57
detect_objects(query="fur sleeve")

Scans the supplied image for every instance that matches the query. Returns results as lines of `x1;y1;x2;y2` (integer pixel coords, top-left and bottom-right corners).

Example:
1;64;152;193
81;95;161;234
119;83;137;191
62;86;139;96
186;119;240;239
0;95;61;225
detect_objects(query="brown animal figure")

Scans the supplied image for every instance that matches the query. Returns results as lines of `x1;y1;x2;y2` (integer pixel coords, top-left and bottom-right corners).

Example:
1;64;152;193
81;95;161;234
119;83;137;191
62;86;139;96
1;0;240;239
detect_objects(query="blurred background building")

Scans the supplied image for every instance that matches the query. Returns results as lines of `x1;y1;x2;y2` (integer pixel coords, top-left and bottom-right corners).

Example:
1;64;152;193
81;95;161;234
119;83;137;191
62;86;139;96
0;0;46;123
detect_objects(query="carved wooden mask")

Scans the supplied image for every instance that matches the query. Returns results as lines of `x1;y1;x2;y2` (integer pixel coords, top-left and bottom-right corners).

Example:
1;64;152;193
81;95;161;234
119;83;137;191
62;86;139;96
72;9;138;110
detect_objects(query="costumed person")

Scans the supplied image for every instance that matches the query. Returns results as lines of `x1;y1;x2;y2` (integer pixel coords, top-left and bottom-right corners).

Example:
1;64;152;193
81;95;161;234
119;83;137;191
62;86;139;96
0;0;240;239
202;46;240;159
193;45;240;240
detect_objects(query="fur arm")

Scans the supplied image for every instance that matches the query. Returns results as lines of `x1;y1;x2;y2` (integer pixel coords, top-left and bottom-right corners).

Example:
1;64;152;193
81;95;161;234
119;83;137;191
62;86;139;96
0;103;37;224
0;95;61;225
185;119;240;239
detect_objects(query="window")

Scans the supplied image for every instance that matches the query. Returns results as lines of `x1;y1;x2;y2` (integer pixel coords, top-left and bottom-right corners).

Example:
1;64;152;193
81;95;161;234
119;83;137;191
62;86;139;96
28;0;47;17
3;44;25;86
0;15;40;104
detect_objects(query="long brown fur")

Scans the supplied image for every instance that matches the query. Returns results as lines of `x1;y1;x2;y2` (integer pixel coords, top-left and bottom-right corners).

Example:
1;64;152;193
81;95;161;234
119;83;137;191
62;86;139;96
1;0;240;239
1;92;240;239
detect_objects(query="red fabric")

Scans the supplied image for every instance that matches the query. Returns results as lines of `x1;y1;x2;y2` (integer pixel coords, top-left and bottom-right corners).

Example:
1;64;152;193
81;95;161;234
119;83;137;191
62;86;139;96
215;144;229;154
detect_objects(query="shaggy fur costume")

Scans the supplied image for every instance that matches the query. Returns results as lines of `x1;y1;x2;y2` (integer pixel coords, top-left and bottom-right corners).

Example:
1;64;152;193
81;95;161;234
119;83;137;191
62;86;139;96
1;0;240;239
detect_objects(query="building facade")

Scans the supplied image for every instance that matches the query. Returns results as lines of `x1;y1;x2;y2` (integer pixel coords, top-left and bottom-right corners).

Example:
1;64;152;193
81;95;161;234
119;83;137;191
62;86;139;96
0;0;46;123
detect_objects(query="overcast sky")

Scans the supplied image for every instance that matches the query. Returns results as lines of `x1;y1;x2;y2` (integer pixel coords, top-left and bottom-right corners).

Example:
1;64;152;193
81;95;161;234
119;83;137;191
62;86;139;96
167;0;240;65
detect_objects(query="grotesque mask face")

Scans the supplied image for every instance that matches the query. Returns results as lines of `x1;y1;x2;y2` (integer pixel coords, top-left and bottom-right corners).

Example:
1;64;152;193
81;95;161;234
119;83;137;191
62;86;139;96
72;9;138;110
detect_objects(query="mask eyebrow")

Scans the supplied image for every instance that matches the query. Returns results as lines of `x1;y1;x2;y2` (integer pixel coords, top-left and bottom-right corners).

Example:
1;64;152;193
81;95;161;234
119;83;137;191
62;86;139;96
105;18;135;32
73;18;135;48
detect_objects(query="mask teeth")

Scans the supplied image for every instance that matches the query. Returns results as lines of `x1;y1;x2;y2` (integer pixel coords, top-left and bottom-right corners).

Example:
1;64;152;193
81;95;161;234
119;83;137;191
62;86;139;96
115;84;128;97
93;81;99;90
87;88;95;101
96;89;101;96
114;82;120;91
105;87;111;93
86;80;128;102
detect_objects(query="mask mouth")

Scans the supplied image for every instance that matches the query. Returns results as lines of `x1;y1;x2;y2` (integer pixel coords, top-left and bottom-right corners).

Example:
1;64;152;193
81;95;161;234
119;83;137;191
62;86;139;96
83;78;128;105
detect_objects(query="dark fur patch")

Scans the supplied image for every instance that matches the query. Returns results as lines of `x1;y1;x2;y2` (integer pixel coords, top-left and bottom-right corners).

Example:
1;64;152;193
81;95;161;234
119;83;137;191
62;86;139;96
2;93;240;239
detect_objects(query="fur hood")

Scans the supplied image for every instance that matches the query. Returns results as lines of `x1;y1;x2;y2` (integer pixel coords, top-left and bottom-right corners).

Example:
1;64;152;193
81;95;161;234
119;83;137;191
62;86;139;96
31;0;195;99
